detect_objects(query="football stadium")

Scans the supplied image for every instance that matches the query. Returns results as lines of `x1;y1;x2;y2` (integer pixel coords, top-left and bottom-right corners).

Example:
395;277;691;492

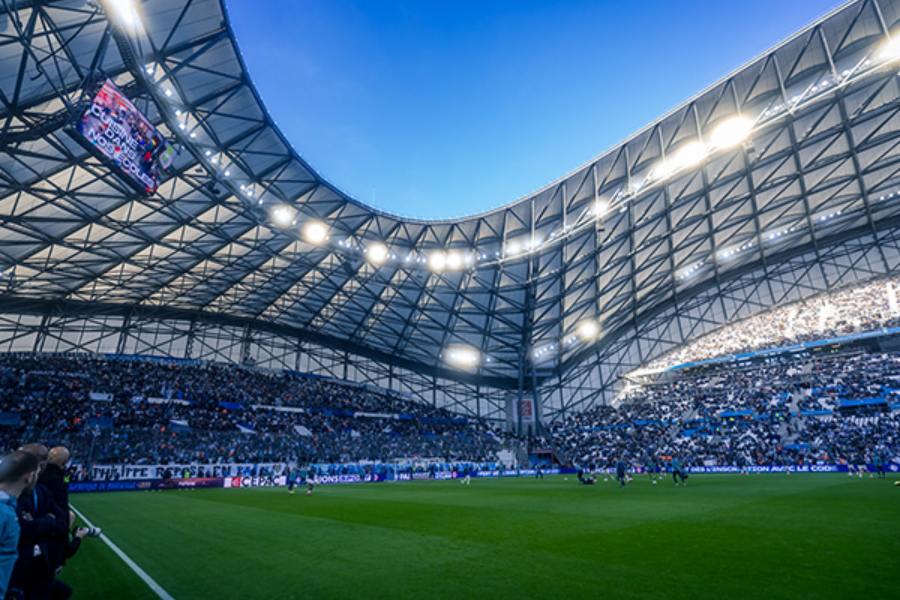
1;0;899;599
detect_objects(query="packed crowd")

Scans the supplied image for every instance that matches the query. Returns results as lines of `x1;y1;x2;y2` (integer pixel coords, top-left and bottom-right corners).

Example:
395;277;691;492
0;355;510;468
554;350;900;469
642;277;900;371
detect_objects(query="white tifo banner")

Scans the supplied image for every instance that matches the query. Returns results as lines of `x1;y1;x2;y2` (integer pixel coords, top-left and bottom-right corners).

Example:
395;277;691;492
81;462;285;481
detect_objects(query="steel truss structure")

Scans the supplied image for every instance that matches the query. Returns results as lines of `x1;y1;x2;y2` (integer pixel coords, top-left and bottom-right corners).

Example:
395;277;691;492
1;0;900;424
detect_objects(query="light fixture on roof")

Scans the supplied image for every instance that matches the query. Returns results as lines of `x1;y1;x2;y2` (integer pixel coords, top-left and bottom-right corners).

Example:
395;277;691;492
879;35;900;61
532;343;557;363
710;116;753;149
446;251;463;270
366;242;389;265
594;198;610;217
505;241;522;257
429;251;447;272
651;141;705;180
271;205;295;228
303;221;328;245
105;0;142;34
576;320;600;342
674;141;706;168
444;346;480;369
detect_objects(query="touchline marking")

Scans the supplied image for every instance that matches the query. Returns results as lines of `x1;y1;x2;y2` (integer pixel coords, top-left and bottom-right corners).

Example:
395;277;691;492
70;504;176;600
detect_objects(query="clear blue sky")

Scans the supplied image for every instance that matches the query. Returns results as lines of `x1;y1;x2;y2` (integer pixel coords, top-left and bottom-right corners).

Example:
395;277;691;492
226;0;842;220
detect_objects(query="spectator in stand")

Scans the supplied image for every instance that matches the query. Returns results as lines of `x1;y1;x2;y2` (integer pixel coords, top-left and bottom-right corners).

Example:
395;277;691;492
641;277;900;372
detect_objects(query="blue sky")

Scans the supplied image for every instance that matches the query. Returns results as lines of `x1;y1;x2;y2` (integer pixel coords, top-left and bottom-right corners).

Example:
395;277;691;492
226;0;842;220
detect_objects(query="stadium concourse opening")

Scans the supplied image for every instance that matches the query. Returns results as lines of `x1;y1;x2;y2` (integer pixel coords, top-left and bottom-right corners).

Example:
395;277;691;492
1;0;900;599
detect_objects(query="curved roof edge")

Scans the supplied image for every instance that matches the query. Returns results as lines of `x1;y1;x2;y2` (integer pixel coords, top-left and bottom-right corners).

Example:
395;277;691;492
218;0;859;225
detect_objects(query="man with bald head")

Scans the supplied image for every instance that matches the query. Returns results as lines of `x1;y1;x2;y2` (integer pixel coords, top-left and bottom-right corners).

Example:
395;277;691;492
39;447;74;597
39;447;70;516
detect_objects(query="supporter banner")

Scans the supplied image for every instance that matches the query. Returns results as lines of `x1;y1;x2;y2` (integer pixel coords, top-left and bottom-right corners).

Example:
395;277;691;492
252;404;305;413
89;392;114;402
104;353;203;366
145;397;194;406
81;462;285;481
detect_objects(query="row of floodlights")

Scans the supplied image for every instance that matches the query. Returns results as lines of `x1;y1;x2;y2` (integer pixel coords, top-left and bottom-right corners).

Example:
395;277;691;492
442;320;601;370
677;180;900;282
109;0;900;276
265;36;900;269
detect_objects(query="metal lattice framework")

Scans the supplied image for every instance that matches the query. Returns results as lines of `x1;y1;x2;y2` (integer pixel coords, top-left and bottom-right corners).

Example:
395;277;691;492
1;0;900;423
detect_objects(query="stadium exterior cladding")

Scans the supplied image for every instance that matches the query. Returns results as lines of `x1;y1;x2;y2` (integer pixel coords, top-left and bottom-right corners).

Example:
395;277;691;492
1;0;900;423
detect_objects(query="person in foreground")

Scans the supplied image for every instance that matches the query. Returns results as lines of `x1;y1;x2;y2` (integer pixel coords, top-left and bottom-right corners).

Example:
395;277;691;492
0;452;40;599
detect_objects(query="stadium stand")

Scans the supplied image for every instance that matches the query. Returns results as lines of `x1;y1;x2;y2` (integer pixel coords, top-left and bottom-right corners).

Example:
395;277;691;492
555;349;900;469
0;355;512;473
641;277;900;372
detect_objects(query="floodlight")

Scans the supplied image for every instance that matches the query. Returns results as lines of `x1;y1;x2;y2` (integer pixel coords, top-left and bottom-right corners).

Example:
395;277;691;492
674;141;706;168
710;116;752;149
652;158;678;180
879;36;900;61
303;221;328;245
652;142;706;180
577;320;600;342
429;251;447;272
367;242;389;264
271;205;294;228
446;251;463;270
506;241;522;256
105;0;141;33
595;199;610;217
445;346;480;369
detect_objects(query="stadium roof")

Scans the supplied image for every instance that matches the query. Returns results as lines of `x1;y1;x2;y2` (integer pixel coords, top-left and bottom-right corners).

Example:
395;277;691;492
2;0;900;409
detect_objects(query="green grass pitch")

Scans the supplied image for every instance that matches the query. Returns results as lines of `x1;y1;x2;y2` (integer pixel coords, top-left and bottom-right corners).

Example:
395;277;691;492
63;474;898;600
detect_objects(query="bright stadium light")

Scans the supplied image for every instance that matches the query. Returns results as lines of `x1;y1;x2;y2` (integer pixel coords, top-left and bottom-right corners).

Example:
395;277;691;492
506;241;522;256
445;346;480;369
367;242;389;265
879;36;900;61
303;221;328;245
577;320;600;342
105;0;142;34
710;116;753;149
271;205;294;228
446;251;463;270
653;158;678;180
429;251;447;272
594;199;610;217
674;141;706;168
652;141;705;180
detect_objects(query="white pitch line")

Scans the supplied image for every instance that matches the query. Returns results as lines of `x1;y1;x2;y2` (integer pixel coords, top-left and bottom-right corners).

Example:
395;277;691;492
70;504;176;600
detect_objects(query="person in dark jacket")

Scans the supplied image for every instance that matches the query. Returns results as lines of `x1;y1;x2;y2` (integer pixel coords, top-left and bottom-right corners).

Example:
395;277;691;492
39;448;72;592
8;444;68;600
615;458;628;488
